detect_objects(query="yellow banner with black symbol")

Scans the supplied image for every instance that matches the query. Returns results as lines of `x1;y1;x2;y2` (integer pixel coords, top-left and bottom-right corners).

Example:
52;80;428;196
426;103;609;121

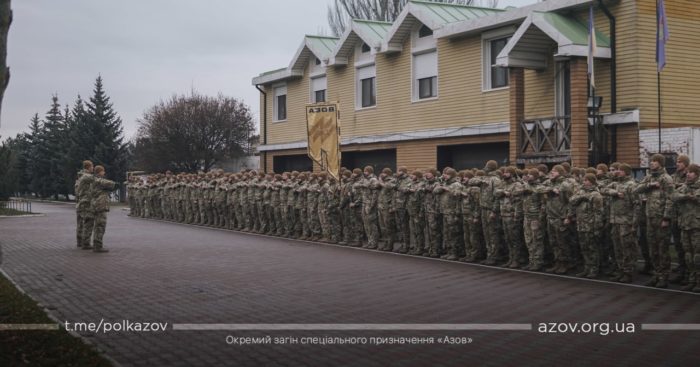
306;102;341;180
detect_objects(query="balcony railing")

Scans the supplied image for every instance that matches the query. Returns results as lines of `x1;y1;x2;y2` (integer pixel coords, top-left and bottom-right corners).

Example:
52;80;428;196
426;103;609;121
517;116;571;164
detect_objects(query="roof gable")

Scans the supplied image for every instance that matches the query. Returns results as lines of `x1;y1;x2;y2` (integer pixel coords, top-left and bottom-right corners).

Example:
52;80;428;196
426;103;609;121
288;35;339;71
329;19;392;66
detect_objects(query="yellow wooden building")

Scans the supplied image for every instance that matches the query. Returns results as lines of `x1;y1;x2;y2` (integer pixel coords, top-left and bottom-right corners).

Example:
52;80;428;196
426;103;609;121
252;0;700;172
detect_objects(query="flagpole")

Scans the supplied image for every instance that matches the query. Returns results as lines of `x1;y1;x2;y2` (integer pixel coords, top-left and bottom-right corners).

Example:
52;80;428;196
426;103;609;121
658;71;661;153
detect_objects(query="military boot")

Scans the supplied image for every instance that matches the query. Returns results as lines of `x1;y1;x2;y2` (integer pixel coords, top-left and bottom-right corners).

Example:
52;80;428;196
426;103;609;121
508;260;520;269
618;272;633;283
554;263;569;275
608;272;622;281
655;275;668;288
576;268;589;278
644;275;659;287
585;269;599;279
545;262;560;273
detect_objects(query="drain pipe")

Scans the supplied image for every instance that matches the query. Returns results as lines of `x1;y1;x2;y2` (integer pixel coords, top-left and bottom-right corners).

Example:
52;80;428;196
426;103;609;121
255;84;267;172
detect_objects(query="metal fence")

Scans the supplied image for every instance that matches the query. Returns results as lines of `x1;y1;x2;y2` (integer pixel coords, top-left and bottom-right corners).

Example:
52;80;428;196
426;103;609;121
0;199;32;213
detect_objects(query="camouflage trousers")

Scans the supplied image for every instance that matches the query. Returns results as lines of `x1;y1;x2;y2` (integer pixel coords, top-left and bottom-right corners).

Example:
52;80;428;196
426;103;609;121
441;213;461;258
76;210;86;247
255;201;264;232
424;211;442;256
671;219;687;276
462;216;484;261
578;231;600;274
680;228;700;285
600;223;616;271
340;206;352;243
611;223;637;274
319;207;330;240
408;209;425;255
502;215;526;265
352;206;365;244
546;218;572;266
326;207;341;243
481;209;503;262
362;207;380;248
646;216;671;277
307;203;321;238
235;204;245;230
92;211;108;249
299;206;310;238
523;216;545;267
378;207;396;250
394;208;409;245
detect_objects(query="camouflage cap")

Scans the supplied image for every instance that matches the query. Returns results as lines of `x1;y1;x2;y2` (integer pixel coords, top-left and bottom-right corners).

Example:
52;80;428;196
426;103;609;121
552;165;566;175
596;163;609;173
677;154;690;166
536;164;549;174
412;170;423;178
505;166;517;175
619;163;632;175
584;173;597;184
352;168;362;175
364;165;374;174
484;160;498;172
688;163;700;175
381;167;393;175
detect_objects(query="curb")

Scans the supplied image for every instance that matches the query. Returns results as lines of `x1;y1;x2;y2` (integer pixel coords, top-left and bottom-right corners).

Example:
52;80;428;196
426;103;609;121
129;215;699;297
0;268;123;367
0;214;46;218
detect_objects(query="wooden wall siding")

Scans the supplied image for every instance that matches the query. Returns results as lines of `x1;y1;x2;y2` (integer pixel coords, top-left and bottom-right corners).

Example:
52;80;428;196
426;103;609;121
265;134;508;173
509;67;525;164
615;123;640;166
569;57;590;168
265;32;511;146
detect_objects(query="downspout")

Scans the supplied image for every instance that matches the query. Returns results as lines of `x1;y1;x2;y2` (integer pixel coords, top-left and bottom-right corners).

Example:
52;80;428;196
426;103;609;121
255;84;267;172
598;0;617;161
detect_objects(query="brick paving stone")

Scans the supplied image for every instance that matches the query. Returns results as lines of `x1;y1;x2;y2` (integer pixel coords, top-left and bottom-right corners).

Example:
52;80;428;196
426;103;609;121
0;202;699;366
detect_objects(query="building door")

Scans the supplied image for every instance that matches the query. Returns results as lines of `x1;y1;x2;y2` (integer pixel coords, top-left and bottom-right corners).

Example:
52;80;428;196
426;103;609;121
273;154;313;173
555;61;570;117
437;142;509;171
341;149;396;173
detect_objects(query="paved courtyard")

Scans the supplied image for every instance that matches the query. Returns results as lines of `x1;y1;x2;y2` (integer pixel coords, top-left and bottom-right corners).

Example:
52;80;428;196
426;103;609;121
1;202;699;366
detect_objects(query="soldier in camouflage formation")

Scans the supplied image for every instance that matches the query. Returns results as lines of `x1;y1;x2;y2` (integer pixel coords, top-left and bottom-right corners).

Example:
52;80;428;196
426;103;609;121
670;154;689;284
568;173;605;278
306;173;322;241
538;165;576;274
359;166;381;249
349;168;366;246
434;168;462;261
671;163;700;292
459;171;481;262
325;175;342;243
478;160;503;265
496;166;526;268
634;154;674;286
317;172;331;241
85;165;116;253
295;173;310;239
422;169;442;257
377;168;397;251
602;163;639;283
393;167;411;251
406;170;426;256
521;169;546;271
339;170;354;245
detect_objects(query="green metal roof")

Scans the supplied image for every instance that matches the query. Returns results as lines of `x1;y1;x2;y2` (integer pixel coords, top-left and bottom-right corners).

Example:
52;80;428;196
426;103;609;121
537;11;610;47
409;0;504;27
258;67;286;77
352;19;392;45
304;35;339;60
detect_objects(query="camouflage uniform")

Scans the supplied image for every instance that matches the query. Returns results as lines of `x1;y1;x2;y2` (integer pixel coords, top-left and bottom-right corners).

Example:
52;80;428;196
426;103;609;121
296;179;310;239
360;173;381;249
435;174;462;261
350;175;366;245
634;165;674;283
377;175;397;251
602;172;639;282
670;167;688;283
394;172;411;250
423;176;442;257
306;178;322;240
569;181;605;277
325;178;342;243
496;172;526;268
538;171;575;273
339;175;354;244
479;168;503;264
406;177;426;255
671;171;700;292
318;178;331;241
84;176;116;251
75;170;95;248
461;177;484;262
520;175;546;270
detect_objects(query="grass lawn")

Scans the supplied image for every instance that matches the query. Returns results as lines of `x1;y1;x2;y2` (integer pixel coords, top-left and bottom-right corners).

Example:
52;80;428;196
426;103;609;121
0;272;112;366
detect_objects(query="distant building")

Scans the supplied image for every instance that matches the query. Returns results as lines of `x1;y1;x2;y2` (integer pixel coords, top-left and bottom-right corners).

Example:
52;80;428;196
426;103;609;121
253;0;700;172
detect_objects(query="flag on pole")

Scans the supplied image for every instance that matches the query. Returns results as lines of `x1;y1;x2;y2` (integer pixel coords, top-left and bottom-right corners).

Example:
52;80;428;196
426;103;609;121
587;5;596;89
306;102;341;181
656;0;669;72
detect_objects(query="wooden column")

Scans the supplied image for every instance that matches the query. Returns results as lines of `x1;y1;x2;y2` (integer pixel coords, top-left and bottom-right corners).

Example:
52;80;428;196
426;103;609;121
569;58;589;168
509;67;525;165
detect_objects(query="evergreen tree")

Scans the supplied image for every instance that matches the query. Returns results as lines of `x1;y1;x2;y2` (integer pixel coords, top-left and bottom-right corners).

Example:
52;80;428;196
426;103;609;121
26;113;45;196
85;76;128;185
37;94;67;199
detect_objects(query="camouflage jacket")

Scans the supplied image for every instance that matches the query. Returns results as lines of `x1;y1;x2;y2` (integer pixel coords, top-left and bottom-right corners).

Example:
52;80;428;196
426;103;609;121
538;176;575;220
478;172;501;212
406;180;424;216
495;178;523;219
378;177;395;211
569;186;604;233
90;177;116;213
520;181;545;220
359;175;380;212
671;178;700;230
601;177;638;225
434;178;461;215
393;175;411;210
634;168;674;219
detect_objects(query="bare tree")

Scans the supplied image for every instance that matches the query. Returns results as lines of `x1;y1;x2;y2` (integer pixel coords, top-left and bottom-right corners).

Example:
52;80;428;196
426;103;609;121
327;0;498;37
133;92;255;173
0;0;11;125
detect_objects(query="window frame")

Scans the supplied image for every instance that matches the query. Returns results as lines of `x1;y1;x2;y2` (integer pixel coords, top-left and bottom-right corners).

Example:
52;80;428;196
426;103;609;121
310;75;327;103
273;84;287;122
481;27;515;92
411;23;438;102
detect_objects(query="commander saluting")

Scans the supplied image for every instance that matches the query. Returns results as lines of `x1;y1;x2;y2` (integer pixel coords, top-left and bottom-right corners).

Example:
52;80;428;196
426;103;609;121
83;165;116;253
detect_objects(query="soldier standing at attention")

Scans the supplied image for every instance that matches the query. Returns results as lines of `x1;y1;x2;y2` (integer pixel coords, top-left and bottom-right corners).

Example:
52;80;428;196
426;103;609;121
84;165;116;253
360;166;381;249
434;168;462;261
406;170;425;256
538;165;575;274
422;169;442;258
670;154;690;285
496;166;526;268
568;173;604;278
75;160;95;248
349;168;366;246
479;160;503;265
394;166;411;252
521;169;546;271
339;170;354;245
377;168;397;251
634;154;674;287
671;163;700;292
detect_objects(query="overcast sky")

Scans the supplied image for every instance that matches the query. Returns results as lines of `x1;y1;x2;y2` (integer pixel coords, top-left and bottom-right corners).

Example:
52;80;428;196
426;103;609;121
0;0;538;141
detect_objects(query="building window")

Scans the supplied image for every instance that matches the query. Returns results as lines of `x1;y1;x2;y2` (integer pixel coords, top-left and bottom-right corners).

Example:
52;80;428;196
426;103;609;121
413;51;437;100
418;25;433;38
484;36;510;90
360;77;376;107
310;76;327;103
361;43;371;53
418;76;437;99
315;57;321;65
273;85;287;121
356;64;376;108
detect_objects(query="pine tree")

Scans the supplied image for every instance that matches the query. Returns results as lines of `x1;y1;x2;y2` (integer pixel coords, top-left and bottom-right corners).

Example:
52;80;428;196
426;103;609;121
26;113;45;196
85;76;128;185
37;94;67;199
